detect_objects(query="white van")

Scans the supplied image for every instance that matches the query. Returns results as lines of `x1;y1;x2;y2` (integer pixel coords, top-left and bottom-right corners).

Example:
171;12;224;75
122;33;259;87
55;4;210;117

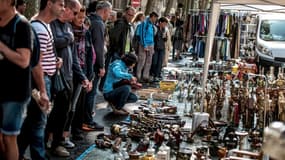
255;14;285;67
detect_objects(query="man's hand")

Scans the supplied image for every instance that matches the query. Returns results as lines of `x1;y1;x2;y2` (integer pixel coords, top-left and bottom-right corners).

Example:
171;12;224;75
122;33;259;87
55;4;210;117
38;92;50;113
0;41;6;60
130;76;137;84
144;47;149;52
82;79;92;92
56;57;63;69
98;68;105;77
86;81;93;92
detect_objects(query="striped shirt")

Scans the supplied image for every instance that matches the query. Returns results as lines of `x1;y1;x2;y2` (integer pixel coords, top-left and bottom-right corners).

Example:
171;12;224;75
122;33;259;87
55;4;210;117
31;21;56;76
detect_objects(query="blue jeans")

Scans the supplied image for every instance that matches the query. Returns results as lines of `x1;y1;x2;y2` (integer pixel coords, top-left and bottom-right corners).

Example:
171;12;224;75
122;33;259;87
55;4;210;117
18;100;47;160
103;85;138;109
18;75;51;160
151;49;165;77
0;99;29;135
84;75;100;124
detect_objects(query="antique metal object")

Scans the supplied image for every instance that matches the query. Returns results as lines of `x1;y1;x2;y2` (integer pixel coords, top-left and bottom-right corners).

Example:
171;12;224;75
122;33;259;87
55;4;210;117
154;128;164;146
111;124;121;135
235;131;248;150
129;151;140;160
177;147;192;160
136;137;150;152
112;137;122;152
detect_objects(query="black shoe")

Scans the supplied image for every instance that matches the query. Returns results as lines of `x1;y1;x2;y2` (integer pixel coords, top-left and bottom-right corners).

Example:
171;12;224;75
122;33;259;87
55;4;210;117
153;77;160;82
72;133;84;140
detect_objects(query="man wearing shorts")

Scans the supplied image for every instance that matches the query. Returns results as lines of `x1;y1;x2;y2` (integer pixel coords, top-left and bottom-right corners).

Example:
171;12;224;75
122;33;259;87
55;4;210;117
0;0;33;159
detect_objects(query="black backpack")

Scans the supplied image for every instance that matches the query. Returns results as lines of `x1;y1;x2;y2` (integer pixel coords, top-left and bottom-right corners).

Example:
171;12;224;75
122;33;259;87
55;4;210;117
12;14;41;68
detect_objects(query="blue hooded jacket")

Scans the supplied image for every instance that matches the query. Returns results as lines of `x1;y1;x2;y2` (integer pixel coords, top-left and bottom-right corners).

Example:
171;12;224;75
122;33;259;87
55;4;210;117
103;60;133;93
136;17;155;48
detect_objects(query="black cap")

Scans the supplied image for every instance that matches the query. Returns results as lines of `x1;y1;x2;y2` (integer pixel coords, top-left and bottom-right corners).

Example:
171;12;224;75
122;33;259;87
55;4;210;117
122;53;138;66
150;11;159;18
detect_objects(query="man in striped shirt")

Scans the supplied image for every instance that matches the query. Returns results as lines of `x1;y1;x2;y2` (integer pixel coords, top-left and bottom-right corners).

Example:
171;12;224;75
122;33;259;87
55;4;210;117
17;0;65;159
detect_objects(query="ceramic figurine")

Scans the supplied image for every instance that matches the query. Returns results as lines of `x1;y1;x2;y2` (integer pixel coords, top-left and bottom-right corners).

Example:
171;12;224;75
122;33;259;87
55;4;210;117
256;90;265;129
275;68;285;88
267;66;276;87
154;128;164;147
278;91;285;121
136;136;150;152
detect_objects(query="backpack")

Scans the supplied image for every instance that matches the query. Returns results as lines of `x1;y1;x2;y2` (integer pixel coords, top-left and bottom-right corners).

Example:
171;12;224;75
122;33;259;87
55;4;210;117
13;14;41;68
132;23;142;51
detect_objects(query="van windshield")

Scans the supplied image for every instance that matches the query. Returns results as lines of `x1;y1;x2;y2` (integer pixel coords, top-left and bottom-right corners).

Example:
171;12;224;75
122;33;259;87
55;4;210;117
260;20;285;41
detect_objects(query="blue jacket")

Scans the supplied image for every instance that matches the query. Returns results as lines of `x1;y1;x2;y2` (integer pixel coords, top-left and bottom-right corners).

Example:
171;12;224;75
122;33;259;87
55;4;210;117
136;17;155;48
103;60;133;93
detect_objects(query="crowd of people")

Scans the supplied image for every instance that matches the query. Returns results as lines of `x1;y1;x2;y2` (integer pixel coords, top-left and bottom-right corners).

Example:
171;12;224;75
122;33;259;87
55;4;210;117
0;0;185;159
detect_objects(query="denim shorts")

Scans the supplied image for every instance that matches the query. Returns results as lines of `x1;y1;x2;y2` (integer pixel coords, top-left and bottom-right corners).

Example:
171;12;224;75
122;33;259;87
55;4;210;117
0;99;29;135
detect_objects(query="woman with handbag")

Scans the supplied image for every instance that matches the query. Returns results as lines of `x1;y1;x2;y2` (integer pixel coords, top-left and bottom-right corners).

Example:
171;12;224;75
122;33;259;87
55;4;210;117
103;53;139;115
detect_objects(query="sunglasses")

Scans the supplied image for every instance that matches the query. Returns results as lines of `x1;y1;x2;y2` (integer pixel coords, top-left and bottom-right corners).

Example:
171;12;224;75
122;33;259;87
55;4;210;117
127;13;135;17
73;11;78;16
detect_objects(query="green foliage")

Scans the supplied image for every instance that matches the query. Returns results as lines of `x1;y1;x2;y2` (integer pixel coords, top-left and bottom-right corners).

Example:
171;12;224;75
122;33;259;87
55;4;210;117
23;0;38;20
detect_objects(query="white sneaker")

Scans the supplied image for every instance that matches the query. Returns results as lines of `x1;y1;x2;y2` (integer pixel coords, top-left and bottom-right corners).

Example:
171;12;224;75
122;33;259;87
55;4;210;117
46;139;52;149
53;146;70;157
60;138;75;149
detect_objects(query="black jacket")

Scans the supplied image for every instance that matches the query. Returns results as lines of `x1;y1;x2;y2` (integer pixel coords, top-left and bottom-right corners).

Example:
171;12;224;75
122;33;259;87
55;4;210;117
109;17;132;57
89;13;105;72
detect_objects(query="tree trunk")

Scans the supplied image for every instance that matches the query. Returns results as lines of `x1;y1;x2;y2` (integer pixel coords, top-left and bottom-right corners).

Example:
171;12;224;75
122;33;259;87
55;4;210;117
24;0;38;20
144;0;156;15
164;0;175;16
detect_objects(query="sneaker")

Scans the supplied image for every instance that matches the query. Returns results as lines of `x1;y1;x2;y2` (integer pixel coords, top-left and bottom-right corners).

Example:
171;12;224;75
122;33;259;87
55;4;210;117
46;139;52;149
82;122;104;131
53;146;70;157
60;138;75;149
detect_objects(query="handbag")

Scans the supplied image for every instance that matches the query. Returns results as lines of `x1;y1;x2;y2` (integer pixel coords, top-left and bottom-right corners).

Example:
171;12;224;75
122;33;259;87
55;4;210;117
52;69;71;94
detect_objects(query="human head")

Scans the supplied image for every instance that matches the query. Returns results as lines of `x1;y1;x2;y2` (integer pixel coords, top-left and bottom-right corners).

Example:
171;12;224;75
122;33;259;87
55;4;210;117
86;0;97;14
0;0;16;14
39;0;65;19
149;11;158;24
96;1;112;21
60;0;81;22
84;17;91;29
73;7;86;27
122;53;137;68
116;11;123;19
158;17;168;28
16;0;26;14
108;10;117;22
132;11;144;23
124;6;135;23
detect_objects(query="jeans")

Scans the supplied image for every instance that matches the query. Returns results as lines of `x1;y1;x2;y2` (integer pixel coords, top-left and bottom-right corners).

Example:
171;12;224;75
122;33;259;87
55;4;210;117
18;100;47;160
84;75;100;124
0;99;29;136
151;49;165;77
18;75;51;160
103;85;138;109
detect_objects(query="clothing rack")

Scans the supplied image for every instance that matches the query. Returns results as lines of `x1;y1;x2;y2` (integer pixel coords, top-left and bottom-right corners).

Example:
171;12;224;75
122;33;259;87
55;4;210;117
194;35;232;40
